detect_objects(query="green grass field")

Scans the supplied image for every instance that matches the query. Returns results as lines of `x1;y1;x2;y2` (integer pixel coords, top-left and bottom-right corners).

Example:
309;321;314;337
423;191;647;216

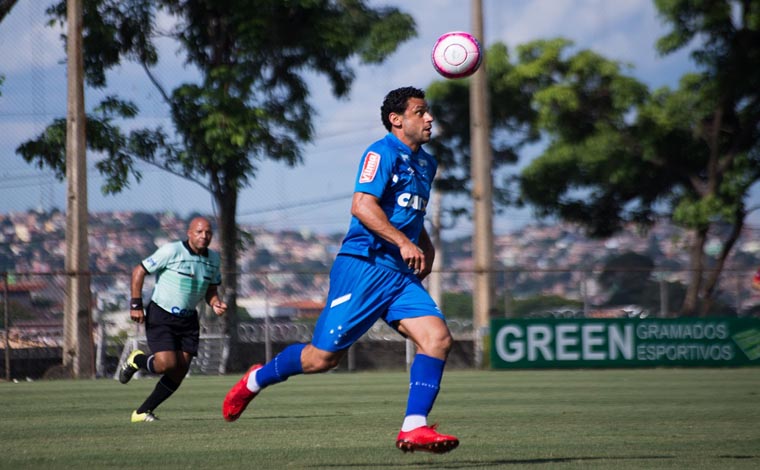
1;368;759;469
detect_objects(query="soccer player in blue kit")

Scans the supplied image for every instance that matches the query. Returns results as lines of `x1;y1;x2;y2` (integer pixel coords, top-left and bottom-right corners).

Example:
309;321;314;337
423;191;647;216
223;86;458;453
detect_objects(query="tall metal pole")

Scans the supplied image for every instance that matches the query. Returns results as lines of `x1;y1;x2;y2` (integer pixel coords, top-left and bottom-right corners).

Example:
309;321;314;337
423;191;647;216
428;179;444;307
470;0;494;368
63;0;94;378
412;180;444;371
4;272;10;381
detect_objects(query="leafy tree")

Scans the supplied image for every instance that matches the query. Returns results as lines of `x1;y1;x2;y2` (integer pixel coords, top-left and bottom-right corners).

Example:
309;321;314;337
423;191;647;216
426;42;541;219
16;0;415;370
651;0;760;314
0;0;17;23
427;1;758;317
519;0;760;316
517;40;651;234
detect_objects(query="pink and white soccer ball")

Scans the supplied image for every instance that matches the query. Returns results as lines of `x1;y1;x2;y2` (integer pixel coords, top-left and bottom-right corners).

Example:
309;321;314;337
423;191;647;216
431;31;483;79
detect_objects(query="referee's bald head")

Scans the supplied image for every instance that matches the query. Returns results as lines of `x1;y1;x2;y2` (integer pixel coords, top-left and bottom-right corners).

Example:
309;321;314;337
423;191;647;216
188;216;212;232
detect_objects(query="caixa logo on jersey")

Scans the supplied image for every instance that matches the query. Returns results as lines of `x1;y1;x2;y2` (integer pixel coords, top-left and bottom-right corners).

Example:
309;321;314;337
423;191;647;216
171;306;197;317
397;193;428;211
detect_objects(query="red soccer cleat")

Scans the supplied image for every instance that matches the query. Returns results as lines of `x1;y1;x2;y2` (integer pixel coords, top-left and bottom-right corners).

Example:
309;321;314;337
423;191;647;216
222;364;263;422
396;424;459;454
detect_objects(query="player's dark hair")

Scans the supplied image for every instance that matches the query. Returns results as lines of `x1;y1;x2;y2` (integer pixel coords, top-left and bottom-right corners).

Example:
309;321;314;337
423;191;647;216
381;87;425;132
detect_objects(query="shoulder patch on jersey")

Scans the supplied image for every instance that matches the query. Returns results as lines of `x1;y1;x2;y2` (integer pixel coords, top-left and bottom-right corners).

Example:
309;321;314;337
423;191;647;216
359;151;381;183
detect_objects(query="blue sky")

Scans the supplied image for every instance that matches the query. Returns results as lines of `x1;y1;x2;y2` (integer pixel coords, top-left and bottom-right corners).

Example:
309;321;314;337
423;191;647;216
0;0;698;237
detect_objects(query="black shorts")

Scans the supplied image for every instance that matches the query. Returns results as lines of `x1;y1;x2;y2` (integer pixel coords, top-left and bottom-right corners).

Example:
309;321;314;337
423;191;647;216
145;302;200;356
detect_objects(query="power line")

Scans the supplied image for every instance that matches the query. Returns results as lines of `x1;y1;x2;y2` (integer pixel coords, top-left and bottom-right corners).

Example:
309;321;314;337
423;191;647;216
237;193;353;217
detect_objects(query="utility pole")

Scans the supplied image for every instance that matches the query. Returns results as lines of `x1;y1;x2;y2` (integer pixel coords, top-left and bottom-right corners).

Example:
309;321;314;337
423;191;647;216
4;272;10;381
411;179;444;371
470;0;494;368
63;0;94;378
428;178;444;307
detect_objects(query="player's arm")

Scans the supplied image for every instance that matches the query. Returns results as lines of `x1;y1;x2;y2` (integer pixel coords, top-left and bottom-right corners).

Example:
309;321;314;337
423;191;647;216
205;285;227;316
351;192;426;273
130;264;148;324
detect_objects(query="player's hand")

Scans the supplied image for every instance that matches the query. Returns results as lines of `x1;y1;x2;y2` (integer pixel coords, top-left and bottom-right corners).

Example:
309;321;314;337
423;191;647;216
211;301;228;316
401;241;425;275
417;260;432;280
415;247;435;280
130;308;145;324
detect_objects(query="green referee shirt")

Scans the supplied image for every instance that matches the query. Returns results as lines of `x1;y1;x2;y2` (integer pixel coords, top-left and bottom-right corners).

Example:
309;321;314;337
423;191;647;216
141;240;222;316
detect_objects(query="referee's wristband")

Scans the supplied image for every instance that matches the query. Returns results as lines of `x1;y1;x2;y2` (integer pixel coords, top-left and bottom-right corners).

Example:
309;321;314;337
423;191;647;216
130;298;144;310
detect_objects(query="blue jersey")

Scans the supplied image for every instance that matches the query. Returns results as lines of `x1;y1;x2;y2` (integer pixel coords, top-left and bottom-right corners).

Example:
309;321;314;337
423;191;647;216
338;133;437;272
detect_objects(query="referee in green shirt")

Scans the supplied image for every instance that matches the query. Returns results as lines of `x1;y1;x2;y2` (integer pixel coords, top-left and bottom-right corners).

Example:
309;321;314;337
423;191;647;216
118;216;228;422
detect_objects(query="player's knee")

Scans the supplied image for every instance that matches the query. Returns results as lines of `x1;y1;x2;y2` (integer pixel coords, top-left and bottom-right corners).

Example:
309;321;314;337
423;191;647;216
440;332;453;353
151;354;180;374
420;330;452;358
432;331;453;355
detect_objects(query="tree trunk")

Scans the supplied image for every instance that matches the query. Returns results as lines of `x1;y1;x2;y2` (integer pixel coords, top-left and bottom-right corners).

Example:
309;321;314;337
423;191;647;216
215;187;244;372
699;213;745;316
681;227;708;317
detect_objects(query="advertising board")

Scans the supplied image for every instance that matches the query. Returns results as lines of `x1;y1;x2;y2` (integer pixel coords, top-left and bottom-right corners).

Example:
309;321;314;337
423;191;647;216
491;317;760;368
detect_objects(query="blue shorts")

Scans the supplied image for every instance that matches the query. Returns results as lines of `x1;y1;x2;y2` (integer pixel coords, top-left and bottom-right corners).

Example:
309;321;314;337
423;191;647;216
311;254;444;352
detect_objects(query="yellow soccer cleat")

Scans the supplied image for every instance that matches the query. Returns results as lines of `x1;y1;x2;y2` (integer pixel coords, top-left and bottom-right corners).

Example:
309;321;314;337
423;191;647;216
131;410;158;423
118;349;144;384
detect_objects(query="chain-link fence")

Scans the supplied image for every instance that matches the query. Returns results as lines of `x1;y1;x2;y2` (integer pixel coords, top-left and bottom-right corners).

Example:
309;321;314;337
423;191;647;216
3;266;760;379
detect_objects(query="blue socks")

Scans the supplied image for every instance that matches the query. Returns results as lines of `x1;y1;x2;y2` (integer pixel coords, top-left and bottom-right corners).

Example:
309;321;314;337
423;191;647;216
254;347;446;420
405;354;446;417
255;343;306;389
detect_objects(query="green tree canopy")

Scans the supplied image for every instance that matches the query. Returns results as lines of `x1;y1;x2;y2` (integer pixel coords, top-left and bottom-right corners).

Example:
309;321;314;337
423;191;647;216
0;0;17;23
15;0;416;370
426;41;542;219
427;0;758;317
519;0;760;316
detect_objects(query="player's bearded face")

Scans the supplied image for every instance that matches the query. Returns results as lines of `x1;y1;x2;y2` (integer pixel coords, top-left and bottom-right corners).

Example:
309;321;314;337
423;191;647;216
402;98;434;145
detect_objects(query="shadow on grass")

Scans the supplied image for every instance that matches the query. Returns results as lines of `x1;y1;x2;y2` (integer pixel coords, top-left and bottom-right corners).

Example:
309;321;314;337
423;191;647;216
310;454;760;468
175;413;350;421
309;455;677;468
